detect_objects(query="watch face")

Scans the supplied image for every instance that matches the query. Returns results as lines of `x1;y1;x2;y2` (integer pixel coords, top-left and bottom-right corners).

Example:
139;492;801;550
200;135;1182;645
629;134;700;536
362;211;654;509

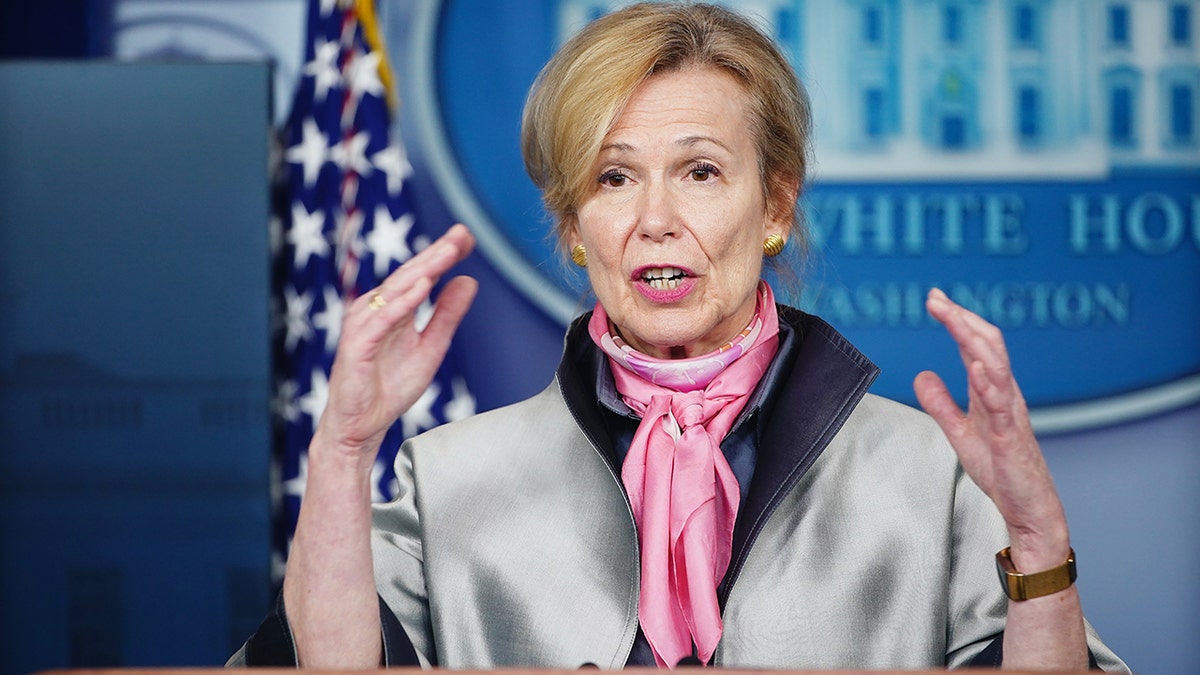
996;548;1077;601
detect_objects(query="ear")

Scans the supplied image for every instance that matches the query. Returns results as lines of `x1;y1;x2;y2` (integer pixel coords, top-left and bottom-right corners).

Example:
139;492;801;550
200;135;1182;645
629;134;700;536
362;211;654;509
562;215;582;250
765;174;801;239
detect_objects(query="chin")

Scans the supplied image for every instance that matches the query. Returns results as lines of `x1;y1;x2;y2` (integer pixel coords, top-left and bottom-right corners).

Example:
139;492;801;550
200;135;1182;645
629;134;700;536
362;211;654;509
629;326;712;358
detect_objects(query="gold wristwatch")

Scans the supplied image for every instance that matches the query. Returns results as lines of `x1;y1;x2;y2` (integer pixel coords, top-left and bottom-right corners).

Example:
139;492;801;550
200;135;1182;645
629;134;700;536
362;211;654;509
995;547;1077;601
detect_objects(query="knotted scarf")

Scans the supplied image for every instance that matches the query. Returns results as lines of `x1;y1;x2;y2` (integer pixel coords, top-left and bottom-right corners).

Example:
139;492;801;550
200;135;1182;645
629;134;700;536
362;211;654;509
588;283;780;667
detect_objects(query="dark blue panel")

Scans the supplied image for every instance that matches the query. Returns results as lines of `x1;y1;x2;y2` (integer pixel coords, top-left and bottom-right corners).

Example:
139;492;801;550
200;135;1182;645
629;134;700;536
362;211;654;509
0;62;273;674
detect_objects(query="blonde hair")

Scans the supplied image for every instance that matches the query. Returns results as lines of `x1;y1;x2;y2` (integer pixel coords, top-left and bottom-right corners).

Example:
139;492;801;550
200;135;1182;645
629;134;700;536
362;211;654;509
521;2;812;253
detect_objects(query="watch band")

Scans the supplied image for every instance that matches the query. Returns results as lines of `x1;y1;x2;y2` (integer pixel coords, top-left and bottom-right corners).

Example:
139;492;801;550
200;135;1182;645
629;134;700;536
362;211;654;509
995;547;1077;601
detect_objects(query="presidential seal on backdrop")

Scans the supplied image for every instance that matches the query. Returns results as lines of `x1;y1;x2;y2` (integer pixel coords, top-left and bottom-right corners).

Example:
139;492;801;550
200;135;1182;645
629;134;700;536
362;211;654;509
412;0;1200;433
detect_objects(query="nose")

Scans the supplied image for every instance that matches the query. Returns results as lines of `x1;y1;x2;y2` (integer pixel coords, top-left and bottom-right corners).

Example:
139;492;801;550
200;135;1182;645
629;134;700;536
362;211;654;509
634;179;681;243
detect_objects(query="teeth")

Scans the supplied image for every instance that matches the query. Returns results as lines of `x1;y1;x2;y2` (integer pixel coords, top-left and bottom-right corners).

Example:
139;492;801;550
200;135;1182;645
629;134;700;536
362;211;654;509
642;266;685;290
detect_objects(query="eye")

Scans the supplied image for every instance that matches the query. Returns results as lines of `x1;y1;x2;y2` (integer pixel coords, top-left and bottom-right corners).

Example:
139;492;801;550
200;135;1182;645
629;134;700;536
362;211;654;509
598;170;628;188
689;163;719;182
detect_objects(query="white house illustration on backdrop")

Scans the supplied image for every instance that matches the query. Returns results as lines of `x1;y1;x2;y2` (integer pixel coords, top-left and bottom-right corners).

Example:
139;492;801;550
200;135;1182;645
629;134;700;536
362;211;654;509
557;0;1200;180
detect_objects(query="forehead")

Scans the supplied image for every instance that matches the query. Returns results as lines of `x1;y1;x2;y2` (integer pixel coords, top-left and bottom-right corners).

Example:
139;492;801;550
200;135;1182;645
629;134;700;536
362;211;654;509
603;67;754;149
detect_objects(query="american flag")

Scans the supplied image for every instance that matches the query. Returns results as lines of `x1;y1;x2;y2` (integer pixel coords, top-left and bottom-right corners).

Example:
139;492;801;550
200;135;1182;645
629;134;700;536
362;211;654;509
271;0;475;575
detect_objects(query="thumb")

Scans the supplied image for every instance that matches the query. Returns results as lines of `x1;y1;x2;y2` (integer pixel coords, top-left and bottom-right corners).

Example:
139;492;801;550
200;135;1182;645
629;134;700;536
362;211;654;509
914;370;964;443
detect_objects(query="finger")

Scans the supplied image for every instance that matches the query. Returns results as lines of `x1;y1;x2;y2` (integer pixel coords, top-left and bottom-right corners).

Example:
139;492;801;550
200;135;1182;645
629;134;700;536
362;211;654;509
926;289;1012;385
372;227;473;302
343;275;434;356
345;225;475;341
417;223;476;271
930;298;1025;415
925;289;979;375
930;289;1010;365
925;290;1013;421
417;275;478;357
914;370;966;444
442;222;477;253
967;359;1008;415
966;359;1030;436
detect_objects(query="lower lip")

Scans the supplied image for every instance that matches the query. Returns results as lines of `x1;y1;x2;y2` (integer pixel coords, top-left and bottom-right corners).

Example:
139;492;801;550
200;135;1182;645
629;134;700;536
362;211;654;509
634;276;696;303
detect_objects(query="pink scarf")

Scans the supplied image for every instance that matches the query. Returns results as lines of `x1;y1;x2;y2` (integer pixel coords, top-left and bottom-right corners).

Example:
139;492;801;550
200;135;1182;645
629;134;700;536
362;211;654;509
588;283;780;667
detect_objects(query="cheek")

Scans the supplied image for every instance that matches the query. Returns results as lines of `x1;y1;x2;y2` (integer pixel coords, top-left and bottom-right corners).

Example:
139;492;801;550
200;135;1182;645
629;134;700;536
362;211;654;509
703;212;766;270
578;209;633;271
577;200;623;245
587;235;625;279
580;235;627;294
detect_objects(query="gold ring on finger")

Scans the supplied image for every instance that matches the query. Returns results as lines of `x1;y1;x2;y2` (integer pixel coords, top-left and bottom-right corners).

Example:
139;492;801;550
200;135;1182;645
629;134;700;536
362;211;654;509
368;292;387;310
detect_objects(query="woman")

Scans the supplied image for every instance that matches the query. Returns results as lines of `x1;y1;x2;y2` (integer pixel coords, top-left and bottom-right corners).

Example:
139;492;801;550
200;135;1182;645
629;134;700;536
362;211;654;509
235;3;1126;670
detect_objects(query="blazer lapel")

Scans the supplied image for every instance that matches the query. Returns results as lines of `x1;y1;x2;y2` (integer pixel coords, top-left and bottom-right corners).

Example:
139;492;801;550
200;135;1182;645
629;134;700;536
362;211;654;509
723;308;880;601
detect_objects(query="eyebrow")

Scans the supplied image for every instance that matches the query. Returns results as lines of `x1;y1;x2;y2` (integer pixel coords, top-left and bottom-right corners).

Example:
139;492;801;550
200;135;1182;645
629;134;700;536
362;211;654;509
678;135;731;153
598;135;732;155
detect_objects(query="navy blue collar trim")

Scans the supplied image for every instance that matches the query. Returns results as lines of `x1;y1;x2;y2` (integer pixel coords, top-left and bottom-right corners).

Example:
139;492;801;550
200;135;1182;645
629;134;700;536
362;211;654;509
720;305;879;601
555;305;880;598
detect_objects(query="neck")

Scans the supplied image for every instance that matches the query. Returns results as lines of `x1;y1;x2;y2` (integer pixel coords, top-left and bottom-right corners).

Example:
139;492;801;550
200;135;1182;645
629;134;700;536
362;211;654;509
665;345;689;359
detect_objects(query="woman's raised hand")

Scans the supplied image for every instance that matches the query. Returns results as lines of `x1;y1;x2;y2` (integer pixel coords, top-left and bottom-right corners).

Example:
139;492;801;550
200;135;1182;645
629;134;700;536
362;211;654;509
913;288;1070;566
914;289;1090;669
314;223;478;461
285;225;476;669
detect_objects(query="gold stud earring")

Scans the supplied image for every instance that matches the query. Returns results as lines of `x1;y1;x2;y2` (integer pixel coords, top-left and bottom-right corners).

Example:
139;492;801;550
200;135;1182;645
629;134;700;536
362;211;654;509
763;234;785;257
571;244;587;267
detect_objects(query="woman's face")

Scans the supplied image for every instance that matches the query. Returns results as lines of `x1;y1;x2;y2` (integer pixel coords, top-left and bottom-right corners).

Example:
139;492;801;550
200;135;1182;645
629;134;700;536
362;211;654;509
569;66;789;359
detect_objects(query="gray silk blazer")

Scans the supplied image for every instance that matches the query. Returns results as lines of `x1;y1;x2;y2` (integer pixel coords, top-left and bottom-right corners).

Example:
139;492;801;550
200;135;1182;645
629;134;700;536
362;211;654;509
365;309;1126;671
232;308;1126;671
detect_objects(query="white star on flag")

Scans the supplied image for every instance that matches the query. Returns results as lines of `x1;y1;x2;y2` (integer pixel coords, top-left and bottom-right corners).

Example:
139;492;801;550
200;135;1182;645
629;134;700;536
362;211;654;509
445;376;477;422
318;0;341;18
346;49;385;99
286;118;329;188
331;129;373;177
371;144;413;195
367;207;414;276
400;382;440;438
289;203;330;268
298;367;330;432
282;286;314;352
272;379;301;424
311;286;345;354
284;453;309;500
305;39;342;102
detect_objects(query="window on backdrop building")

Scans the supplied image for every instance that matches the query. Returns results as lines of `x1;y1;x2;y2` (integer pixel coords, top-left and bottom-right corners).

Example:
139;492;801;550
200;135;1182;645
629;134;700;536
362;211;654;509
1107;3;1131;48
862;4;883;46
1170;83;1194;142
1161;69;1199;147
1169;3;1192;47
1012;2;1041;50
1016;84;1042;145
1105;68;1140;148
943;3;963;46
864;86;885;141
942;113;966;148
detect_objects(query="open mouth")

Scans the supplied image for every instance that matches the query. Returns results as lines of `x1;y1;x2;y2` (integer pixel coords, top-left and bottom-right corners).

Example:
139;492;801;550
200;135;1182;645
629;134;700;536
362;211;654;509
640;266;688;290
